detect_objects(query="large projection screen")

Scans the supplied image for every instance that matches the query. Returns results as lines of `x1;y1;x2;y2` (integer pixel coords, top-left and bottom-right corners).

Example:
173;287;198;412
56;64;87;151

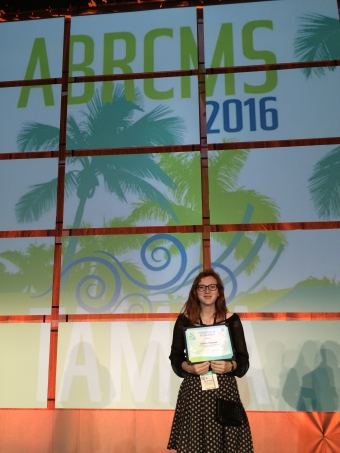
0;0;339;433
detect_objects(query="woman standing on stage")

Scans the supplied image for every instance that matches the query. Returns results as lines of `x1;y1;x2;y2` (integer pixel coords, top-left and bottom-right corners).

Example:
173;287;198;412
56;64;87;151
167;268;254;453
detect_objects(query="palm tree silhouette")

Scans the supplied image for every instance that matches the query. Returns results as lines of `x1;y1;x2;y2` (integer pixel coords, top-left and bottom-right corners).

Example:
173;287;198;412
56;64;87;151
0;243;54;293
294;14;340;219
294;13;340;78
15;85;185;272
125;146;285;273
209;148;285;273
308;146;340;219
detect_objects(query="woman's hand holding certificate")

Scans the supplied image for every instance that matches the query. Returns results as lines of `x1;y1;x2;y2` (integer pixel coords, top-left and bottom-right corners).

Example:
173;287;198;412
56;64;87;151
210;360;234;374
182;361;210;375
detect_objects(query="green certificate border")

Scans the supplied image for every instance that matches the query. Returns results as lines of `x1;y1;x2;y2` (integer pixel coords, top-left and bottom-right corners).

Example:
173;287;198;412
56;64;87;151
184;324;234;364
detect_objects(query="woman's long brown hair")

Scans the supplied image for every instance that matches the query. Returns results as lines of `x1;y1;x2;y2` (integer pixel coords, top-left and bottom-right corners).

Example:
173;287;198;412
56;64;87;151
181;269;227;325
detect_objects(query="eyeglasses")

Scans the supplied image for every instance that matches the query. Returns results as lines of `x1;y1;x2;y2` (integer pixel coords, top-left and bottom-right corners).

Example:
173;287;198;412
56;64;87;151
196;284;218;292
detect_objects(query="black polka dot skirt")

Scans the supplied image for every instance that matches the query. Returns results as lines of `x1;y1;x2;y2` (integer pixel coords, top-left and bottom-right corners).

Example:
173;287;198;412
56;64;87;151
167;374;253;453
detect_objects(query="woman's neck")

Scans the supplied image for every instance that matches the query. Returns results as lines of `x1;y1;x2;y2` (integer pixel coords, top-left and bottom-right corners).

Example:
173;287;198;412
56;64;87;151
199;305;216;325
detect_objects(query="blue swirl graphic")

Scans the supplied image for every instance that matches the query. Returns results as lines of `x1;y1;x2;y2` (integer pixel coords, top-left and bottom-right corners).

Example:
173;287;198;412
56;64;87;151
32;225;282;314
33;234;188;313
114;293;153;314
68;256;121;313
166;264;203;294
99;234;187;290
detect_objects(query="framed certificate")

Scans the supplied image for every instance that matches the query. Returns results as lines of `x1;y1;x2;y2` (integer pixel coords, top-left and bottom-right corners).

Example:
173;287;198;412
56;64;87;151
184;324;234;364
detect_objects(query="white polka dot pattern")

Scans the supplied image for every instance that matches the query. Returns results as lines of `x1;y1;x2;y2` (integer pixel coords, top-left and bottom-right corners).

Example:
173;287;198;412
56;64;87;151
167;374;254;452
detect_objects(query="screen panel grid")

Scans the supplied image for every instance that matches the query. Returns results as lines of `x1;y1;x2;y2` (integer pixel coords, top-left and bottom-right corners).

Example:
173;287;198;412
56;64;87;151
0;0;339;413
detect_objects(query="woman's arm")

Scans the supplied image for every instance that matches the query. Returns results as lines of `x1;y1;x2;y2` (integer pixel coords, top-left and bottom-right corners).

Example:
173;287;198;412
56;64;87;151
169;314;211;377
169;314;188;378
229;314;250;378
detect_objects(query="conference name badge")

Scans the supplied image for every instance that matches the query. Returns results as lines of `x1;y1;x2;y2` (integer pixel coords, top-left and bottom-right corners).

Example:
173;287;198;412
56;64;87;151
200;372;219;391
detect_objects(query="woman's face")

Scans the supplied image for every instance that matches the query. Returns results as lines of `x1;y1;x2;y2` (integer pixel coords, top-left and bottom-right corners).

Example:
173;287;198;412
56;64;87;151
196;276;219;308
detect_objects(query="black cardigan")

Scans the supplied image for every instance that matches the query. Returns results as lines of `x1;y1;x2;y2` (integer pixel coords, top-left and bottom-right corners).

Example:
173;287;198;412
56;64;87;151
169;313;250;378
